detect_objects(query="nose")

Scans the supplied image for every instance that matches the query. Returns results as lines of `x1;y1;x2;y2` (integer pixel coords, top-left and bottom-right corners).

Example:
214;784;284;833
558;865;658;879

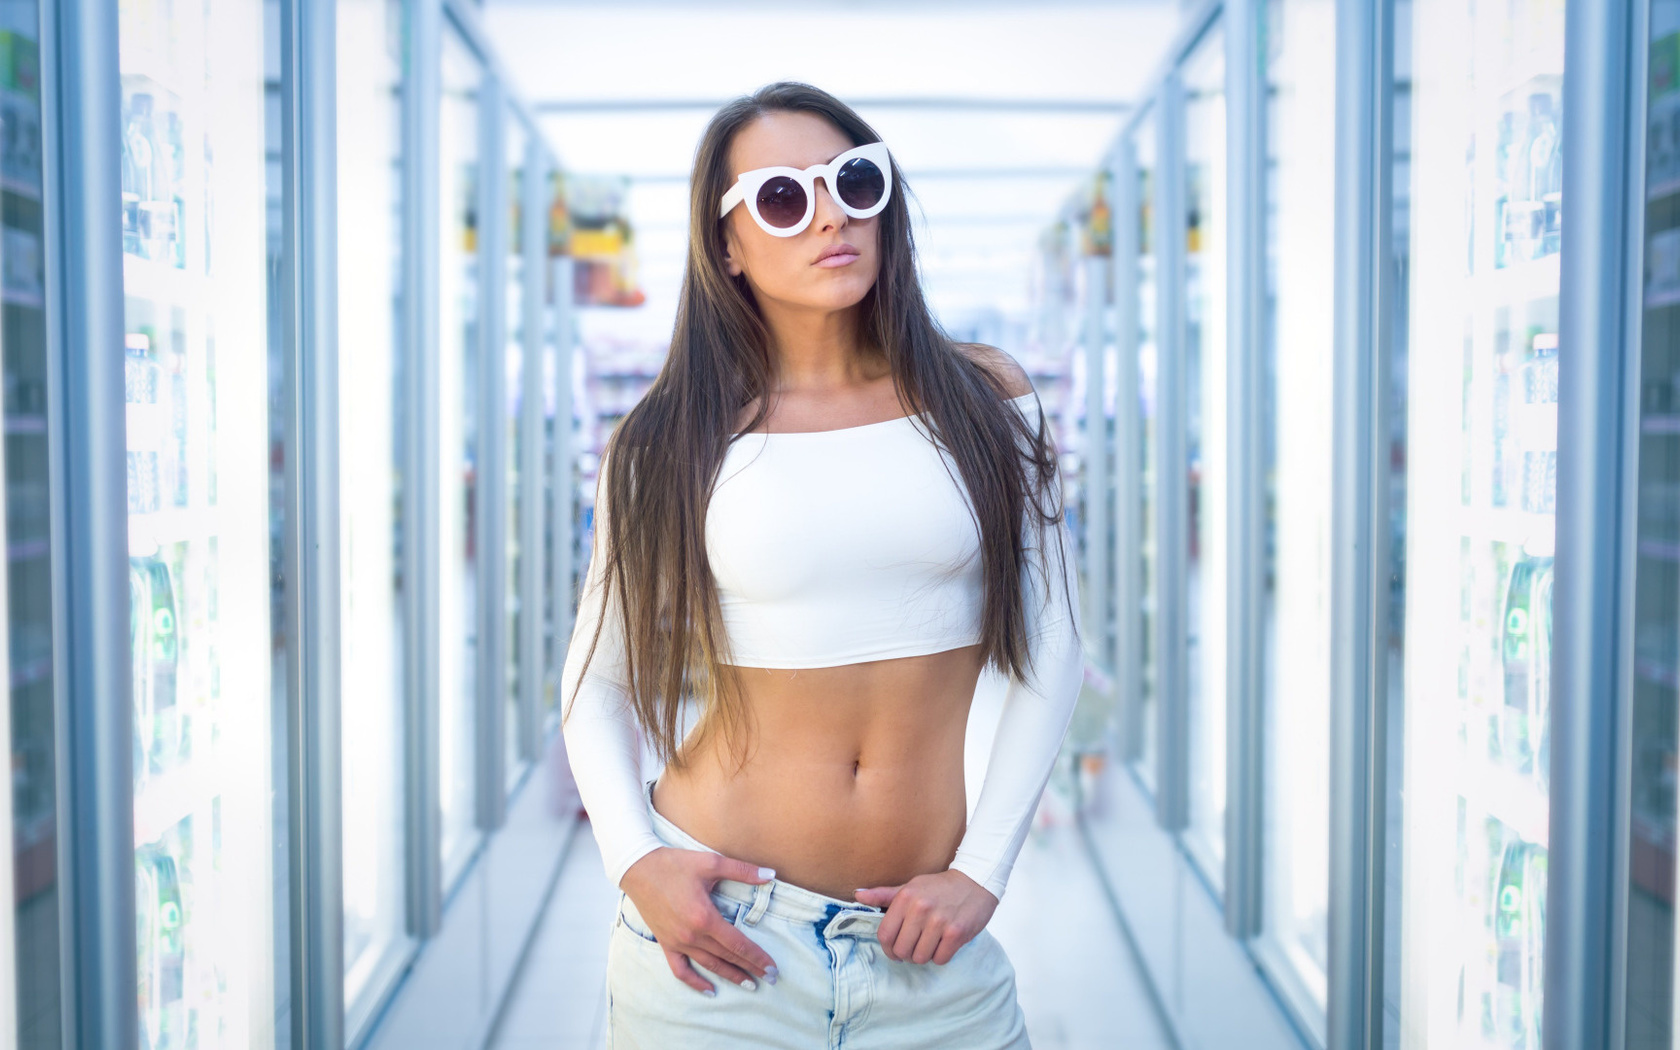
811;175;848;231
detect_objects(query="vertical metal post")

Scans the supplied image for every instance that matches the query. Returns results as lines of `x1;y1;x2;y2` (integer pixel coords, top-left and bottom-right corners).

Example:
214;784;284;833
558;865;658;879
1084;253;1112;672
1327;0;1394;1044
550;254;577;702
1154;71;1190;832
477;75;508;829
42;1;137;1044
279;0;345;1042
1222;0;1267;940
404;0;444;939
1546;1;1637;1046
518;138;545;762
1110;137;1144;762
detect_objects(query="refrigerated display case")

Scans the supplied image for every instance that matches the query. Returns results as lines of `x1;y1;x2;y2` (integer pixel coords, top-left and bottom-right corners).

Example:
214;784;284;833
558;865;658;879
1257;0;1336;1027
504;111;528;789
335;0;410;1030
437;24;483;886
1;3;54;1044
1183;20;1229;878
118;0;283;1045
1396;1;1564;1046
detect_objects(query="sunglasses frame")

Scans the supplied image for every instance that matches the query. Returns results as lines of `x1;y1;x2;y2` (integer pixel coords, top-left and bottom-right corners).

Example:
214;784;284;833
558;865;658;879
718;141;894;238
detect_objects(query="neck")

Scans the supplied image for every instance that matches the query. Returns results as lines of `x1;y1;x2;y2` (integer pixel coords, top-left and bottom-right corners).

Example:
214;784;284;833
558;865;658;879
756;300;882;393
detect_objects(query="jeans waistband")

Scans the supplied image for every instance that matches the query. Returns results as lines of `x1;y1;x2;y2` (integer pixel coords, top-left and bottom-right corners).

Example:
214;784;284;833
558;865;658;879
642;779;886;935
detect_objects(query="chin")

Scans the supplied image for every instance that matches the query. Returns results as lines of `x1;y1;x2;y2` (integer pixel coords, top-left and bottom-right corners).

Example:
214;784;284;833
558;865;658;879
812;272;877;305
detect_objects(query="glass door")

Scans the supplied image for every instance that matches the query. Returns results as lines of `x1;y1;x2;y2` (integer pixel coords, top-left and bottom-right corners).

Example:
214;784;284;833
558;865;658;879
119;0;283;1045
1396;1;1564;1046
1182;20;1229;879
1627;2;1680;1044
336;0;410;1030
0;3;54;1043
1258;0;1337;1030
437;25;483;886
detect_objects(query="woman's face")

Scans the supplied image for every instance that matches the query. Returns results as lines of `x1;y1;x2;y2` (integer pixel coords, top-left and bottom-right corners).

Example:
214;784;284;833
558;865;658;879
719;110;882;314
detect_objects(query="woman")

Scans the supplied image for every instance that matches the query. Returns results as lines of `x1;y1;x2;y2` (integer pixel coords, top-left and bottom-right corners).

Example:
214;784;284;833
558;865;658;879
560;81;1085;1049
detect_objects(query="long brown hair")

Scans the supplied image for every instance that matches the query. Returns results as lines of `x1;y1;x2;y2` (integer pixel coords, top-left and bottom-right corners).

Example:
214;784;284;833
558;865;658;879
563;81;1076;773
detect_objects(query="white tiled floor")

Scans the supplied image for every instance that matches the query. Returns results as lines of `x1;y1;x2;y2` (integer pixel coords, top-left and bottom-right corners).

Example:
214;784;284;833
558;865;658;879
491;811;1170;1050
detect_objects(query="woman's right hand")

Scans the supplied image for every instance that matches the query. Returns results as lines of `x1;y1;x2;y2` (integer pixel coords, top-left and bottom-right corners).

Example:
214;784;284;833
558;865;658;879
618;846;780;996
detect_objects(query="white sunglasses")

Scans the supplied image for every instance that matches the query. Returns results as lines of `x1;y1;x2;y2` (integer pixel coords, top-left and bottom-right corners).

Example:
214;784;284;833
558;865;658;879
718;141;893;237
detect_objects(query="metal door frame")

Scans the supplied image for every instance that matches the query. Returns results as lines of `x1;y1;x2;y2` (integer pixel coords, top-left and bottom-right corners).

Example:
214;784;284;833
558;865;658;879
279;0;346;1043
1153;68;1191;834
403;0;446;941
1548;0;1640;1047
1326;0;1395;1044
42;1;135;1045
1110;133;1145;763
1223;0;1267;941
476;70;510;831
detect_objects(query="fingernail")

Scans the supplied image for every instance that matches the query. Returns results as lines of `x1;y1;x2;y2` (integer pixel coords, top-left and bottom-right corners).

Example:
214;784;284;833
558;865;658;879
764;965;779;985
701;987;717;998
758;867;776;880
739;977;757;991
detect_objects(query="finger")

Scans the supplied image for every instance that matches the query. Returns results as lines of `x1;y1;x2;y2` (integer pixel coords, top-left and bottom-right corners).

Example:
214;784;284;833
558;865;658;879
876;905;906;961
933;924;971;966
686;946;760;991
664;949;717;997
710;854;776;885
910;922;943;965
704;919;778;981
890;910;925;963
853;884;902;907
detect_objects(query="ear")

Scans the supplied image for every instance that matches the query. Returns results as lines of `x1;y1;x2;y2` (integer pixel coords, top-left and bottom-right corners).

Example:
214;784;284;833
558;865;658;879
721;223;744;277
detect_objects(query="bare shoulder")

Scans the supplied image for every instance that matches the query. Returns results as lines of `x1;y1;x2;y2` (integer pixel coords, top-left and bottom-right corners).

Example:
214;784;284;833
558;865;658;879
954;342;1033;399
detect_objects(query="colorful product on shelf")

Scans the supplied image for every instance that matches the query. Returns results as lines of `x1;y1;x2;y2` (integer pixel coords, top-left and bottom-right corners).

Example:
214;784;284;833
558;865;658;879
129;553;182;779
126;331;162;514
1489;832;1547;1050
1494;81;1563;270
168;348;188;507
1519;333;1559;515
2;223;42;301
120;86;185;267
135;839;186;1050
1083;170;1113;258
1651;32;1680;196
1500;555;1553;788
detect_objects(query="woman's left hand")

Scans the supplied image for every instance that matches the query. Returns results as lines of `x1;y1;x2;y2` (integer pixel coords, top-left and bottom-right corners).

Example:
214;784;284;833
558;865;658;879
853;870;998;965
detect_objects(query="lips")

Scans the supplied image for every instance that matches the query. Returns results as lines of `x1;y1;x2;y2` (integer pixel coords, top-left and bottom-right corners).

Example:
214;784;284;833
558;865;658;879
813;243;859;264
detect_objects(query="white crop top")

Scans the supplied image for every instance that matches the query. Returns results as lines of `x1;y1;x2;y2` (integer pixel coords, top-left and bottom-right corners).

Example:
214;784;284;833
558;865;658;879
559;390;1085;902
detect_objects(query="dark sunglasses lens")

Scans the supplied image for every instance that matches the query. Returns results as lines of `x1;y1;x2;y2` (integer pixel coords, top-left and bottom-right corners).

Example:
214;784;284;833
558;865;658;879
836;158;885;210
756;176;807;228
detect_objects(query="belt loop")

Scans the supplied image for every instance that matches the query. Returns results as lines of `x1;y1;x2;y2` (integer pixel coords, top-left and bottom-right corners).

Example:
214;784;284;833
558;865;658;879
742;880;772;926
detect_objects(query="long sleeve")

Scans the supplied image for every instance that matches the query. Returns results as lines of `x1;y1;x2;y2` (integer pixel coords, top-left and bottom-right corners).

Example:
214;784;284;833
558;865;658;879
947;399;1086;904
559;452;667;889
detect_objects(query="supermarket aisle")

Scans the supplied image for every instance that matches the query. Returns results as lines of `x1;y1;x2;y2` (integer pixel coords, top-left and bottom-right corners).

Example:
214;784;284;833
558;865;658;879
490;810;1171;1050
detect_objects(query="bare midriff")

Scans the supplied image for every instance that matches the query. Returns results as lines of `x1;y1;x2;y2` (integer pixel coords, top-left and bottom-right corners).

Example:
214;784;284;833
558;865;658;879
650;642;988;902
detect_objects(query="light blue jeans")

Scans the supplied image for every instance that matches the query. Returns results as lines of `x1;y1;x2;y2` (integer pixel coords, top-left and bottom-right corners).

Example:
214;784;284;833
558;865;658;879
605;779;1031;1049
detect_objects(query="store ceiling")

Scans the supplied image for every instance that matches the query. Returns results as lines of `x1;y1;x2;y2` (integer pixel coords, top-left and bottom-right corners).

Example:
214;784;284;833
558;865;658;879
480;0;1187;344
